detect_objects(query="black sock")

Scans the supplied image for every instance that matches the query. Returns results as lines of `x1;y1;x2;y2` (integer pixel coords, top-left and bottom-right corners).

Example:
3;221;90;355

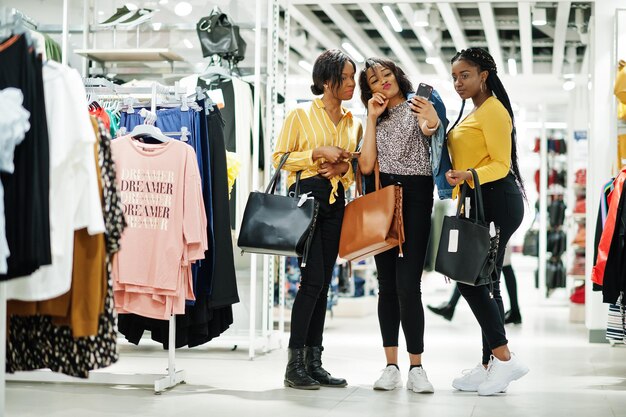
386;363;399;370
410;364;423;370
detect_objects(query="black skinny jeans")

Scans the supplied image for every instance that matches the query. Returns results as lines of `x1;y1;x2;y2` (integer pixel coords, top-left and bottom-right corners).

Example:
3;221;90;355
288;177;344;349
375;173;433;355
457;173;524;364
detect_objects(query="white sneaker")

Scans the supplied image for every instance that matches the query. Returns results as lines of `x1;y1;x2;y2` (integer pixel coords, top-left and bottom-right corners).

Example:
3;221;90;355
406;367;434;393
373;365;402;391
452;363;488;392
477;354;529;396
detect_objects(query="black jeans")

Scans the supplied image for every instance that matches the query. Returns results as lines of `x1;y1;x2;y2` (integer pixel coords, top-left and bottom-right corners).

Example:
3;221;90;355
375;173;433;355
457;174;524;364
288;177;344;349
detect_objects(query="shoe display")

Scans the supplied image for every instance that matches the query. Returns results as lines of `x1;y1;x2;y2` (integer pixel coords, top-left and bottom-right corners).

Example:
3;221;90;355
427;304;454;321
373;365;403;391
98;6;136;27
452;363;488;392
477;354;529;396
406;367;434;393
504;310;522;325
116;8;155;27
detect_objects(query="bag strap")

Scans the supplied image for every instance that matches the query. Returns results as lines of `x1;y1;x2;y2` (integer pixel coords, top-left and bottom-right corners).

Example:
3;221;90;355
266;153;290;194
469;168;486;223
354;160;382;198
456;168;485;224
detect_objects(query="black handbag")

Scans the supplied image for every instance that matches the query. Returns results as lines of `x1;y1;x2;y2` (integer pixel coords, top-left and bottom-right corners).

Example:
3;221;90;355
547;229;567;256
546;258;566;290
522;213;539;257
196;8;247;62
435;169;500;292
237;153;319;267
523;229;539;257
548;199;566;227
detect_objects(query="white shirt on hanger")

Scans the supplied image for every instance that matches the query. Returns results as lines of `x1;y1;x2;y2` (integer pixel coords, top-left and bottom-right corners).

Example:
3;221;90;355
6;62;105;301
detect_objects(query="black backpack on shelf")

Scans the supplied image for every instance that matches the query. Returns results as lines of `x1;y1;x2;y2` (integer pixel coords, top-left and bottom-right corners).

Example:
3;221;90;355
196;8;247;63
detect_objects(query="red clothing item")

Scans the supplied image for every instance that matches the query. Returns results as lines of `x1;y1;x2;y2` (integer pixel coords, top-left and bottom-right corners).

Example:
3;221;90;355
592;169;626;285
89;106;110;131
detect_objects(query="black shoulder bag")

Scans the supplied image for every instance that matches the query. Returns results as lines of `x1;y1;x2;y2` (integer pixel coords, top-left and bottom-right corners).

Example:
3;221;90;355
237;153;319;267
196;9;247;63
435;169;501;295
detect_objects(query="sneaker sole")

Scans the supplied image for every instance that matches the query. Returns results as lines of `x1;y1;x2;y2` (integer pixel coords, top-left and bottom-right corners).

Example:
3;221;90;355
284;380;320;390
373;382;403;391
477;367;529;396
407;385;434;394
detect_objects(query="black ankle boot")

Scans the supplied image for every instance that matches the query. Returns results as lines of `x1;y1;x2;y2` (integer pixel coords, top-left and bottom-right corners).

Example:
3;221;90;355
504;310;522;325
427;304;454;321
285;348;320;390
305;346;347;388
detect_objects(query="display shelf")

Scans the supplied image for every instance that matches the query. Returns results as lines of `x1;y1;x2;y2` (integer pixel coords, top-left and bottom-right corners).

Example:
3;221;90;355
75;48;184;63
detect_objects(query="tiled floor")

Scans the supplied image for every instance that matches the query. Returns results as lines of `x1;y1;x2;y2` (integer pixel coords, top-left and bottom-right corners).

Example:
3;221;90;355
6;255;626;416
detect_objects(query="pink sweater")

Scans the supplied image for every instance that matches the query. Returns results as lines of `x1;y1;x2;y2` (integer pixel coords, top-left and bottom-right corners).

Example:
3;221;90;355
111;136;208;320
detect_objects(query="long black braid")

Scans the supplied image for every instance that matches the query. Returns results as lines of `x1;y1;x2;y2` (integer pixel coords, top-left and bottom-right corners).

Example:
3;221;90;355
450;47;526;199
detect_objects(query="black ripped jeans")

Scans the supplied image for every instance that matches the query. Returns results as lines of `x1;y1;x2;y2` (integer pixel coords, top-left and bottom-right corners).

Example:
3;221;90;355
288;177;344;349
375;173;433;355
456;173;524;364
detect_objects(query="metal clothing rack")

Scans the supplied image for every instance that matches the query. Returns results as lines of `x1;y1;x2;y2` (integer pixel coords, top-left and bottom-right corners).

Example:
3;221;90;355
3;80;190;402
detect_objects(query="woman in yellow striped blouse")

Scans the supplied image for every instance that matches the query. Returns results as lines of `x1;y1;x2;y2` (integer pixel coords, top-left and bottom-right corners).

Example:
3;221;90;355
273;49;362;390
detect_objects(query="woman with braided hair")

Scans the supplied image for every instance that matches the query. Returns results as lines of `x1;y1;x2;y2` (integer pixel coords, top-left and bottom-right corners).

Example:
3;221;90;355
445;47;529;396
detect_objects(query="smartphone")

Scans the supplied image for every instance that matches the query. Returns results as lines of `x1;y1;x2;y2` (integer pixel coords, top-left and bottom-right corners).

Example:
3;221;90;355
415;82;433;100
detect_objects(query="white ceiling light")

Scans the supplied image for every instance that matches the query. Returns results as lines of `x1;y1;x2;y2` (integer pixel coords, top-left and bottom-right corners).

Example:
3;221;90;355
562;79;576;91
125;3;138;11
532;7;547;26
413;8;429;28
152;22;162;31
382;5;403;33
342;41;364;63
175;1;193;17
159;0;169;4
98;10;104;15
183;38;194;49
507;58;518;76
298;60;313;72
425;55;439;65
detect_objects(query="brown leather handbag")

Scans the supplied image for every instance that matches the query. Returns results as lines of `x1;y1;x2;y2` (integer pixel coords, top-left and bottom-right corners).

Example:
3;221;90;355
338;162;405;262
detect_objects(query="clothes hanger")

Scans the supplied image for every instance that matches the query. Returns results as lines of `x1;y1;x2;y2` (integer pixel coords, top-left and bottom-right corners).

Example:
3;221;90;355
130;125;170;143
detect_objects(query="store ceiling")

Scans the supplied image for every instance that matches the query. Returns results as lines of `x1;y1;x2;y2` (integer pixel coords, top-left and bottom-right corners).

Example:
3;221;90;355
6;0;593;117
286;1;592;79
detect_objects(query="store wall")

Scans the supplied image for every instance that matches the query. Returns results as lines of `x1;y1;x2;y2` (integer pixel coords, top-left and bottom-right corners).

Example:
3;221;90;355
586;0;622;340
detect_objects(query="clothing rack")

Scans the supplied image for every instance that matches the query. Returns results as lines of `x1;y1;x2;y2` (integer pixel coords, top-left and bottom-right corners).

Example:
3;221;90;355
3;81;190;397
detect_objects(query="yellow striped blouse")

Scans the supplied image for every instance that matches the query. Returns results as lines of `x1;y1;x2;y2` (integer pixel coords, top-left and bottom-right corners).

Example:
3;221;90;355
273;98;362;203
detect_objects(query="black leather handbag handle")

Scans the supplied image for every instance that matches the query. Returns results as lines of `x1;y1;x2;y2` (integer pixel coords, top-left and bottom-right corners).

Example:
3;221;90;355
265;152;302;199
266;153;289;194
456;168;486;224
